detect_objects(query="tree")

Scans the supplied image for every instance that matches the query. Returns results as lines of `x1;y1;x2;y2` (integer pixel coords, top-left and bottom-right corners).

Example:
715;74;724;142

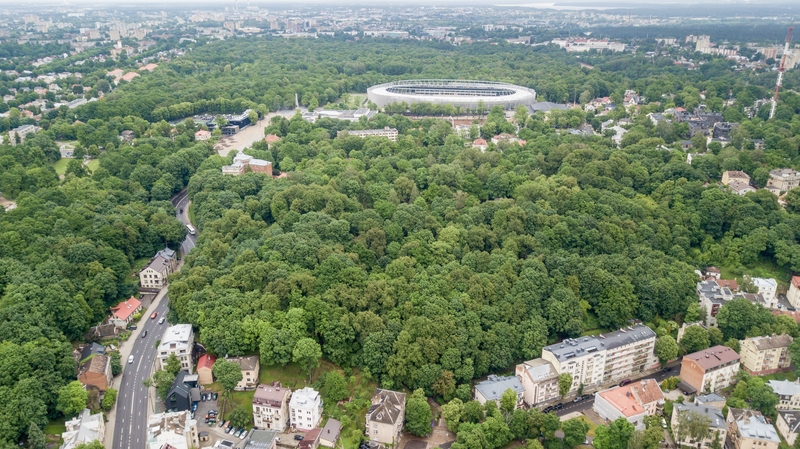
716;298;774;340
74;442;105;449
164;353;182;376
27;423;46;449
101;387;118;411
594;417;635;449
110;352;122;376
562;418;590;449
674;410;711;446
558;373;573;398
654;335;679;364
679;325;710;354
293;338;322;382
499;388;517;416
228;406;252;428
324;371;348;402
405;389;432;437
57;381;89;418
442;398;463;432
152;369;176;400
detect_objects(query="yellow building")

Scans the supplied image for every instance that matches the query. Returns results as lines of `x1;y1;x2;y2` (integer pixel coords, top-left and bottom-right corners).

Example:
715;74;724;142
740;334;793;375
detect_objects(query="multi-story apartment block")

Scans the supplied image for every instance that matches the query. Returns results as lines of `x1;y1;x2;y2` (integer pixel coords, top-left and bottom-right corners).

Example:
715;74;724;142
697;279;734;327
139;247;177;289
365;389;406;446
672;402;727;448
740;334;793;375
516;358;560;407
788;276;800;309
777;411;800;446
766;169;800;193
146;410;199;449
289;387;322;431
679;345;740;393
540;324;658;393
253;382;291;431
727;408;780;449
751;277;778;308
722;170;750;186
768;380;800;409
158;324;194;373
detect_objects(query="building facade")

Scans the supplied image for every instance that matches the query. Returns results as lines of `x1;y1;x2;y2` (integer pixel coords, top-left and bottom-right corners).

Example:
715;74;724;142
139;248;177;289
146;410;199;449
766;169;800;193
740;334;793;375
777;410;800;446
751;277;778;308
679;345;740;393
337;127;398;141
722;171;750;186
767;380;800;409
158;324;194;373
473;374;524;408
788;276;800;309
225;355;260;390
60;409;105;449
516;358;560;407
365;389;406;446
253;382;291;431
671;402;727;449
727;408;780;449
289;387;322;431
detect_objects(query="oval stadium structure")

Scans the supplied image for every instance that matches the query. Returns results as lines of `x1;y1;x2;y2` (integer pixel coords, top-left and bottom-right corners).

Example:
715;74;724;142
367;80;537;110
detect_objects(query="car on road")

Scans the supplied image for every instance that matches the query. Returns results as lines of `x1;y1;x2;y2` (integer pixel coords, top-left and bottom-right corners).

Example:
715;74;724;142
554;403;564;410
543;406;553;413
141;330;147;338
572;397;582;403
662;367;672;372
294;435;304;441
581;394;593;400
179;208;183;213
158;317;165;324
619;379;632;387
128;355;134;364
150;311;158;319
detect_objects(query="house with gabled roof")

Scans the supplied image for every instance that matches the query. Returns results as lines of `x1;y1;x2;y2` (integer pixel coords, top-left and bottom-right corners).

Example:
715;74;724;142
365;389;406;446
109;296;142;328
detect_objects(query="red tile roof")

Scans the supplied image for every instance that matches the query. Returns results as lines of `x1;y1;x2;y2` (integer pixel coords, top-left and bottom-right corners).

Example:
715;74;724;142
197;354;216;370
110;297;141;321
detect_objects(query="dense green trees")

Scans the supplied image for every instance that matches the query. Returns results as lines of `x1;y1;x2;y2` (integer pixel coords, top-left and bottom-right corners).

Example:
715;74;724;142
56;381;89;418
405;389;432;437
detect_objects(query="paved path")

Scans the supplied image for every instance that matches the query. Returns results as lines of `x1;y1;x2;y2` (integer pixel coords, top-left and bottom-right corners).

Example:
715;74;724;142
214;110;299;157
108;190;196;449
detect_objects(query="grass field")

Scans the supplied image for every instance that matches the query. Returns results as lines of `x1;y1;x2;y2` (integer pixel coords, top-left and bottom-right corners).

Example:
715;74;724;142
759;371;797;382
86;159;100;172
720;256;792;287
45;417;66;436
53;158;70;175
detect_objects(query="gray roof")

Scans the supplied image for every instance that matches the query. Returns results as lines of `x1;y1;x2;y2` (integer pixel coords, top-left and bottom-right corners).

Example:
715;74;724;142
80;343;106;360
144;255;171;273
528;102;570;112
520;358;558;383
729;408;780;443
695;393;725;405
156;247;176;260
778;410;800;435
474;375;524;402
674;403;726;430
543;324;655;363
321;418;341;442
246;430;278;449
769;380;800;398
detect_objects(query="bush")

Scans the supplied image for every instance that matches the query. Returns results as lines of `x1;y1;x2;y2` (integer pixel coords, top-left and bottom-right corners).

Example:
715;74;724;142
102;388;118;411
110;352;122;376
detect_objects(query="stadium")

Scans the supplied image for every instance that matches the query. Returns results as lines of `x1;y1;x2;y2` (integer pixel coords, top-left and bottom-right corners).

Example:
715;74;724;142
367;79;537;110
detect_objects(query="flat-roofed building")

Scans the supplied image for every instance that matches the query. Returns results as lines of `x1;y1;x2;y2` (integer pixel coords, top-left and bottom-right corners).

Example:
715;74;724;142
158;324;194;373
337;127;398;142
290;387;322;431
767;169;800;193
516;358;559;407
146;410;199;449
722;171;750;186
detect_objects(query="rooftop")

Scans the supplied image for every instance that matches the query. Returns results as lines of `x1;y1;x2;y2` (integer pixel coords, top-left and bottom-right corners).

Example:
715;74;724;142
746;334;793;351
474;374;524;402
110;296;142;321
674;403;726;430
197;354;216;370
367;389;406;425
253;382;290;406
519;358;558;383
779;410;800;435
245;430;278;449
289;387;320;409
683;345;740;370
144;255;171;273
729;408;780;443
768;379;800;397
543;324;655;363
752;277;778;289
597;379;663;417
225;355;259;371
160;324;193;348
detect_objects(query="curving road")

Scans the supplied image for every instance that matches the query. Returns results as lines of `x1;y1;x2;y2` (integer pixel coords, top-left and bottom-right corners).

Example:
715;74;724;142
112;190;196;449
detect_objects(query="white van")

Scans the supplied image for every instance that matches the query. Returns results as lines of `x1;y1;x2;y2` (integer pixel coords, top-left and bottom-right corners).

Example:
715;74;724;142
128;355;134;364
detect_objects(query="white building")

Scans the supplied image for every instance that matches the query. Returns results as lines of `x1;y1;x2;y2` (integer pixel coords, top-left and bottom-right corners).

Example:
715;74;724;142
61;409;105;449
158;324;195;373
473;374;524;408
289;387;322;431
768;379;800;410
337;127;398;142
516;358;560;407
147;410;199;449
751;277;778;308
789;277;800;309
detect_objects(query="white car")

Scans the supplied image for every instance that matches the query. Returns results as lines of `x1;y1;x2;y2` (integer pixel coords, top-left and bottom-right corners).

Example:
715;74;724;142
158;317;165;324
128;355;134;364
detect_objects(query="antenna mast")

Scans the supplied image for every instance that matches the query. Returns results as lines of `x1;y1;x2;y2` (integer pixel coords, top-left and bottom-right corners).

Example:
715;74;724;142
770;26;794;119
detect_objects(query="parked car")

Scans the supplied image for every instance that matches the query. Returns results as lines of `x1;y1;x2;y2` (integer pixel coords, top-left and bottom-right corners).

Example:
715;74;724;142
150;311;158;319
543;406;553;413
191;403;197;411
572;397;582;403
554;403;564;410
239;429;247;439
127;324;137;330
225;425;234;434
581;394;592;400
158;317;165;324
141;330;147;338
619;379;632;387
294;435;304;441
662;419;667;429
219;420;227;428
212;392;218;401
179;208;183;213
662;367;672;373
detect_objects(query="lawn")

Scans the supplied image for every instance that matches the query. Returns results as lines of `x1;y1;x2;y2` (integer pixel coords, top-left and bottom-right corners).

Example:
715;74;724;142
86;159;100;172
719;256;792;287
45;417;66;436
53;158;70;175
759;371;797;382
573;415;597;437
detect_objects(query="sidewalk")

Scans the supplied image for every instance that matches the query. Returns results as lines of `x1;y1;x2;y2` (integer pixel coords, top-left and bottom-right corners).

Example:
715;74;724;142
103;286;170;448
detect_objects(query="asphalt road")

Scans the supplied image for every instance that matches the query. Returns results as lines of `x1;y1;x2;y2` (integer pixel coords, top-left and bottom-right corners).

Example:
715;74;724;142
112;190;196;449
553;362;680;417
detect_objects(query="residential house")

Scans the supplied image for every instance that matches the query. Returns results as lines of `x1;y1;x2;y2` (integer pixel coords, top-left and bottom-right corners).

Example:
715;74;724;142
694;393;727;410
593;379;664;430
472;138;488;151
88;323;119;340
789;276;800;309
319;419;341;448
60;409;105;449
265;134;281;149
337;127;398;142
139;247;177;290
195;130;212;141
671;402;727;448
8;124;39;145
727;408;780;449
750;277;778;308
540;324;658;393
777;410;800;446
516;358;560;407
491;133;526;146
474;374;524;409
298;428;321;449
158;324;194;373
740;334;793;375
365;389;406;446
225;355;259;390
768;379;800;409
196;354;216;385
767;169;800;193
290;387;323;431
722;171;750;186
146;410;199;449
120;130;135;143
222;150;272;176
697;280;734;327
108;296;142;328
245;430;278;449
78;352;112;392
728;181;756;196
679;345;740;393
166;371;199;412
253;382;291;431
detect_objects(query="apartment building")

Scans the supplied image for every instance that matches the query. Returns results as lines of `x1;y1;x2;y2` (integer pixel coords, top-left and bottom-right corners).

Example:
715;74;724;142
740;334;793;375
473;375;524;409
766;169;800;193
777;411;800;446
767;379;800;409
61;409;104;449
146;410;199;449
365;389;406;446
540;324;658;393
225;355;259;390
722;171;750;186
289;387;322;431
516;358;560;407
788;276;800;309
750;277;778;308
337;127;398;142
139;247;177;290
222;150;273;176
671;402;727;448
593;379;664;430
158;324;194;373
253;382;291;431
679;345;740;393
697;279;734;327
727;408;780;449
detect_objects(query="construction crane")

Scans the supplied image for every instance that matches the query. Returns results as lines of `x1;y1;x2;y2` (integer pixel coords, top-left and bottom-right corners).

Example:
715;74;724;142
770;26;794;119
